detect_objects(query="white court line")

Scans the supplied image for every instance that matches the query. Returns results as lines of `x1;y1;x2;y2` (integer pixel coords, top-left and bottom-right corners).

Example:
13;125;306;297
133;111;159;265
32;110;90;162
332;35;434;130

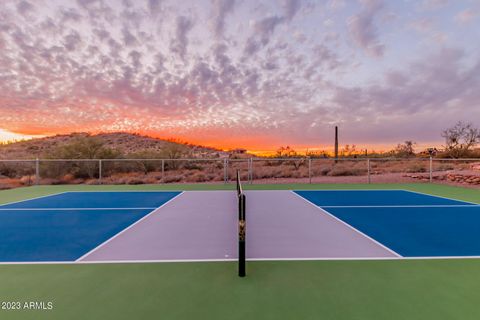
291;191;402;257
0;208;158;211
292;189;406;192
75;192;185;262
247;256;480;261
0;191;69;208
319;204;479;209
0;258;236;265
65;190;187;193
292;189;479;205
402;189;479;205
3;255;480;265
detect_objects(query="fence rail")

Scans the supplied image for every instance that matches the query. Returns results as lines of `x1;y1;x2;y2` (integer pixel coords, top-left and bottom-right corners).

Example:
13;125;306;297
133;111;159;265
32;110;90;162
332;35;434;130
0;157;479;187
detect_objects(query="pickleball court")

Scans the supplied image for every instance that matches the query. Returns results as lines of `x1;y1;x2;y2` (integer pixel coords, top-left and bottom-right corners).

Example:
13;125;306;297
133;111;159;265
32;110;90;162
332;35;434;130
1;188;479;263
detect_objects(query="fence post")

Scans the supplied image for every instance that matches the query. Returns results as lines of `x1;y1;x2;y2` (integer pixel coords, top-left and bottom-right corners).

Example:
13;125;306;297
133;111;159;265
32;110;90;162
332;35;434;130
248;158;253;184
98;159;102;184
367;159;371;184
249;158;254;184
161;159;165;183
429;156;433;183
35;158;40;185
308;157;312;184
223;158;228;184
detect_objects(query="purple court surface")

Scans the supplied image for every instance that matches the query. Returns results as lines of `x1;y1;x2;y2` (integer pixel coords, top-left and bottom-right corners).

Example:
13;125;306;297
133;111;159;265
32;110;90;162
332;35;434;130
81;191;396;262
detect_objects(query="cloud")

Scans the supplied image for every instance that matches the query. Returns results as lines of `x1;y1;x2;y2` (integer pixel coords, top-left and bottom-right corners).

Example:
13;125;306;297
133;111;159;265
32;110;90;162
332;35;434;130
421;0;449;10
211;0;236;39
455;9;477;24
0;0;478;149
170;15;194;60
122;27;139;47
63;31;82;51
16;1;35;16
148;0;163;17
242;1;303;57
244;15;285;56
347;0;385;57
328;48;480;141
329;0;346;10
409;18;448;44
282;0;302;21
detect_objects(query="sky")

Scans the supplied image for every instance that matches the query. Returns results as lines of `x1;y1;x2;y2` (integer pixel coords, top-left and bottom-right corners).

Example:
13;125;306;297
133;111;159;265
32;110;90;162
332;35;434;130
0;0;479;152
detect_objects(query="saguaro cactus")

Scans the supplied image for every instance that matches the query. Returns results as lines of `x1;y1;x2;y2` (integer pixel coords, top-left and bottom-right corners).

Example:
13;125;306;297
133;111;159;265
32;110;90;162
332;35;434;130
335;126;339;161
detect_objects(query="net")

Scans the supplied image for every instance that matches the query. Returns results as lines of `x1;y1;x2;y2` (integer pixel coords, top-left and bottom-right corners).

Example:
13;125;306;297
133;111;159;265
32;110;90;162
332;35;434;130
237;170;246;277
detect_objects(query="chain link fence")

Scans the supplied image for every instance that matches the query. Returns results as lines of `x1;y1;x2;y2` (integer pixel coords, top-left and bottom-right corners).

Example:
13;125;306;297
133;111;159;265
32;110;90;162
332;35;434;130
0;157;479;188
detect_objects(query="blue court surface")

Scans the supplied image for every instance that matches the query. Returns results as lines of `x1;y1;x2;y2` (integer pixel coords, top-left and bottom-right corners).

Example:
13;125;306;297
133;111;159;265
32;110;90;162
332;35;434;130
295;190;480;257
0;192;180;262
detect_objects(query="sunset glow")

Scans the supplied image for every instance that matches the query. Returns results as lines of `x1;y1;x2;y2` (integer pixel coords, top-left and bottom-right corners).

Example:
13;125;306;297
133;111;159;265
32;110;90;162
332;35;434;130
0;129;45;144
1;0;479;152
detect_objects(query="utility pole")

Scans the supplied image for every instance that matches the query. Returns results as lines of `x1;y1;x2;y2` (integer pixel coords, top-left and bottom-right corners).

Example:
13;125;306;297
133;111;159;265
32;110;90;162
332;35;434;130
334;126;339;162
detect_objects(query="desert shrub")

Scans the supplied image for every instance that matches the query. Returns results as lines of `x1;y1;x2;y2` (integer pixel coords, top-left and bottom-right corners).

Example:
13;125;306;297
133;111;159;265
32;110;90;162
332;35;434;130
435;164;455;171
20;175;34;185
189;172;208;182
0;164;16;178
265;160;283;167
279;168;294;178
132;160;162;174
46;136;121;159
406;163;427;173
40;178;63;185
42;136;121;178
0;163;33;178
149;173;164;180
127;178;145;185
390;141;417;158
328;166;366;176
286;159;305;170
143;177;157;184
163;174;184;183
317;167;331;176
370;160;415;174
127;152;165;174
252;167;283;179
182;161;204;171
61;174;76;182
291;170;303;178
40;160;100;179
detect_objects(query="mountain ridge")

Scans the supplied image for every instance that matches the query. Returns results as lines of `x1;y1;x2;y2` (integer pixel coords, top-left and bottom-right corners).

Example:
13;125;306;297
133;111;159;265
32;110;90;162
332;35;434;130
0;132;226;159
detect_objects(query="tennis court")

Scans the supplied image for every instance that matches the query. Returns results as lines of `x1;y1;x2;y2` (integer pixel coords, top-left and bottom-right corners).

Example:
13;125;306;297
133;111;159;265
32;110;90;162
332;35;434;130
1;186;479;264
0;183;479;320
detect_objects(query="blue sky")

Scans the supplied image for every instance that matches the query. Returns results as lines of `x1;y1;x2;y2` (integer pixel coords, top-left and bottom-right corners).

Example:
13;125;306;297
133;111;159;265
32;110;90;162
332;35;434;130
0;0;479;151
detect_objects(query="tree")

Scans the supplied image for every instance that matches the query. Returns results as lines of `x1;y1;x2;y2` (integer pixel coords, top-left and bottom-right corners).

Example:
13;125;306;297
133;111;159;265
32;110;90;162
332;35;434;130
163;142;188;159
442;122;480;158
45;136;120;179
49;136;119;159
129;151;165;174
275;146;297;158
340;144;357;157
393;141;416;157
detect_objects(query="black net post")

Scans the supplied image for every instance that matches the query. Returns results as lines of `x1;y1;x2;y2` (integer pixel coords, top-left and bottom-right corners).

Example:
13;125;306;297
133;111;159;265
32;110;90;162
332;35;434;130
238;193;246;277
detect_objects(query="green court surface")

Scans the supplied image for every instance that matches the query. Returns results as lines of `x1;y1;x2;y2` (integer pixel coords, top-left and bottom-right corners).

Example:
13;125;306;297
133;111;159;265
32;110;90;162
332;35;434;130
1;260;480;320
1;183;479;205
0;183;479;319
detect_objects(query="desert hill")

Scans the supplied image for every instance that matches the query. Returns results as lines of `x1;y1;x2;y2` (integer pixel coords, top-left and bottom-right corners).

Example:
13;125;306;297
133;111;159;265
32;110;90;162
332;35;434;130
0;132;226;159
